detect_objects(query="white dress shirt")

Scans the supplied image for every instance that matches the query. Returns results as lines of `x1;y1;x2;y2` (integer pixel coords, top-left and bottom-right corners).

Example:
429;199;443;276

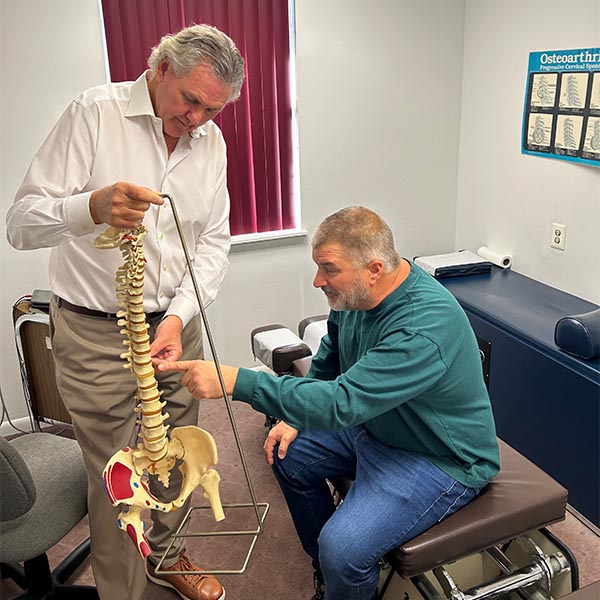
7;73;231;327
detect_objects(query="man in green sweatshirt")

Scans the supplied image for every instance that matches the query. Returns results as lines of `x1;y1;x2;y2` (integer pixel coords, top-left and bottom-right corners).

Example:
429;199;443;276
159;206;500;600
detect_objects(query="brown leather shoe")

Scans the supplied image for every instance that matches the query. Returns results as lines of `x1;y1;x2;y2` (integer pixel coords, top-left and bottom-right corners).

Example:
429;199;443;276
147;550;225;600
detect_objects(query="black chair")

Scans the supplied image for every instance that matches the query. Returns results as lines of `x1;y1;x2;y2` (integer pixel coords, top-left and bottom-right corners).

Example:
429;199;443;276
0;432;98;599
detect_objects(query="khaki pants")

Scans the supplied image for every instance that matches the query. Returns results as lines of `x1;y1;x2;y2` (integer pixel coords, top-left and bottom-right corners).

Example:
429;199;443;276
50;296;203;600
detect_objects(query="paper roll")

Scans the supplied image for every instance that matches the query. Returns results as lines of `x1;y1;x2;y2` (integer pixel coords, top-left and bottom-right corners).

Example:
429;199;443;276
477;246;512;269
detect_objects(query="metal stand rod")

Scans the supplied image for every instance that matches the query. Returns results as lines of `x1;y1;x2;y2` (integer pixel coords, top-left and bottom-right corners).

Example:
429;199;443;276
161;193;263;530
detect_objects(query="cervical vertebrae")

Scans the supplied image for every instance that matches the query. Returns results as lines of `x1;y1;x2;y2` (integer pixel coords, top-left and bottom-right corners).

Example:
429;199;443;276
96;225;225;559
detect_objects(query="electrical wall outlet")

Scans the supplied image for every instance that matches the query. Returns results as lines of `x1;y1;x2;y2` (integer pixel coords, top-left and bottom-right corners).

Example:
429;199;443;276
551;223;566;250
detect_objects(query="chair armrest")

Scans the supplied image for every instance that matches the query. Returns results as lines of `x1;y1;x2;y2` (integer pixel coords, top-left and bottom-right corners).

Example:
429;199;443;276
251;324;311;375
292;355;313;377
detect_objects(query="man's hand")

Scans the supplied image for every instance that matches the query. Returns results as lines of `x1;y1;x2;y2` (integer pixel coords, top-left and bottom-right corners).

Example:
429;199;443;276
150;316;183;365
90;182;164;228
157;359;239;399
263;421;299;465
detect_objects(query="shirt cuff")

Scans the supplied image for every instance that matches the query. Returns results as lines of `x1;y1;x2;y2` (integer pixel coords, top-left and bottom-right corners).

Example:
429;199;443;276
64;191;96;236
164;296;197;329
232;367;257;402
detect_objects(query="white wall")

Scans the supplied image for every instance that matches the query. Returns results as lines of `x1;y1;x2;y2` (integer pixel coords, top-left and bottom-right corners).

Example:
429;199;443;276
293;0;466;249
457;0;600;303
0;0;108;426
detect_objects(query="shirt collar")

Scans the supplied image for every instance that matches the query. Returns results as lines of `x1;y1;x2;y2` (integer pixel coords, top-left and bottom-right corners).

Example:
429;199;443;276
126;71;207;138
125;72;155;118
189;125;207;139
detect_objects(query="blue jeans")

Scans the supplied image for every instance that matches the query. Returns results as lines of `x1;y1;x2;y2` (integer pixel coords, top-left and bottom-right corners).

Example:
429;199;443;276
271;426;479;600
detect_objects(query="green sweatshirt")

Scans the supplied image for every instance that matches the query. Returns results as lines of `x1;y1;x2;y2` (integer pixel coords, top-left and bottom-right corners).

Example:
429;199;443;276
234;262;500;488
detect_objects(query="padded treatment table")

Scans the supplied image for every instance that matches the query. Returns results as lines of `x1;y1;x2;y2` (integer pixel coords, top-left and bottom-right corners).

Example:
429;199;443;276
440;267;600;529
330;439;577;599
333;440;569;578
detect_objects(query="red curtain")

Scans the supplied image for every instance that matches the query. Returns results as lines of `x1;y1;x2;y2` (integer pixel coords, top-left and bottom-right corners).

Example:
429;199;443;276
101;0;296;235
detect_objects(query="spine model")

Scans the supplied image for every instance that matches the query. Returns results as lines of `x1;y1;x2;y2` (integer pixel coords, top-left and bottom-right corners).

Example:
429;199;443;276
96;226;225;558
115;227;173;480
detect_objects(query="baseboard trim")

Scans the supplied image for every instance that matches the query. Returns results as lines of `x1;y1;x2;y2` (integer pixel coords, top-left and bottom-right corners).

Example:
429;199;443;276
567;505;600;536
0;416;62;437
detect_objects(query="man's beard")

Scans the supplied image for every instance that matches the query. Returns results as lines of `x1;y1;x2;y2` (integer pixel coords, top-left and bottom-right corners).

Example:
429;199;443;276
324;273;371;311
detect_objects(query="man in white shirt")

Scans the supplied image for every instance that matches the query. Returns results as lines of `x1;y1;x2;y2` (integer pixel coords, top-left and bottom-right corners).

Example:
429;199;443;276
6;24;244;600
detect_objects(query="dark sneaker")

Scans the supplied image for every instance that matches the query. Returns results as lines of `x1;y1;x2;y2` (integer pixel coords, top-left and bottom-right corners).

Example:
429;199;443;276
146;550;225;600
312;570;326;600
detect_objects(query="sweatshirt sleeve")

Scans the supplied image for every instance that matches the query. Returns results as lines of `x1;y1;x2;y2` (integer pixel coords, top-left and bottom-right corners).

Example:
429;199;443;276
232;328;449;430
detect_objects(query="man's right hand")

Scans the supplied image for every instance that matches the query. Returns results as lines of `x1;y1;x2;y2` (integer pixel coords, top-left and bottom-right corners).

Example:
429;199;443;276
89;182;164;228
263;421;299;465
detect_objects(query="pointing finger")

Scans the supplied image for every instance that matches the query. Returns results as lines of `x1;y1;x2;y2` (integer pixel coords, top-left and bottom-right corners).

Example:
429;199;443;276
157;360;192;372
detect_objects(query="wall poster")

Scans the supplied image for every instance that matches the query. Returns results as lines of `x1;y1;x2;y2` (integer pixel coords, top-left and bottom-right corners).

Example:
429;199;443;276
522;47;600;166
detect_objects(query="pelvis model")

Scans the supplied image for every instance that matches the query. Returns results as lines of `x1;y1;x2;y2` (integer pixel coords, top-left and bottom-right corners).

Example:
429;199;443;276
96;225;224;558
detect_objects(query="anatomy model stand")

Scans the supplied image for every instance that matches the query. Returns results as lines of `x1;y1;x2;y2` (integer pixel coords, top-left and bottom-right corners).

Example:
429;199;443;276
97;225;224;559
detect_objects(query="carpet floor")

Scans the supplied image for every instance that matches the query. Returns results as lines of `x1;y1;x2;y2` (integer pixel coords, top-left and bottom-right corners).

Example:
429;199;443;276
2;400;598;599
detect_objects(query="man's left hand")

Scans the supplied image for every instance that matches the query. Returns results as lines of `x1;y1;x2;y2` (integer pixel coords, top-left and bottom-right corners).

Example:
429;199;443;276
151;315;183;365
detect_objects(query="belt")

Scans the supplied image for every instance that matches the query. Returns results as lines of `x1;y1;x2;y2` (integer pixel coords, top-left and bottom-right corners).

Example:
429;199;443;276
57;297;165;321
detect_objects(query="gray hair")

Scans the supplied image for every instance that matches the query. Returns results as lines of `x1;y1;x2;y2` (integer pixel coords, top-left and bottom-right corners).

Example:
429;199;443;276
148;24;245;101
312;206;401;273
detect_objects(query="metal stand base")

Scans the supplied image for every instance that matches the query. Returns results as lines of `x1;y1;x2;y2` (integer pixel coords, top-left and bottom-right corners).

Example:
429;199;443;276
154;502;270;575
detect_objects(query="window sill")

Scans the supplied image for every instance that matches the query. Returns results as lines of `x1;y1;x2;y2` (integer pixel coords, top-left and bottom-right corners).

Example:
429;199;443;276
230;229;308;253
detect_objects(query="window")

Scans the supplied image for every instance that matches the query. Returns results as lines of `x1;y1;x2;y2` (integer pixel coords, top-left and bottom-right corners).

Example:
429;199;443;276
100;0;298;237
